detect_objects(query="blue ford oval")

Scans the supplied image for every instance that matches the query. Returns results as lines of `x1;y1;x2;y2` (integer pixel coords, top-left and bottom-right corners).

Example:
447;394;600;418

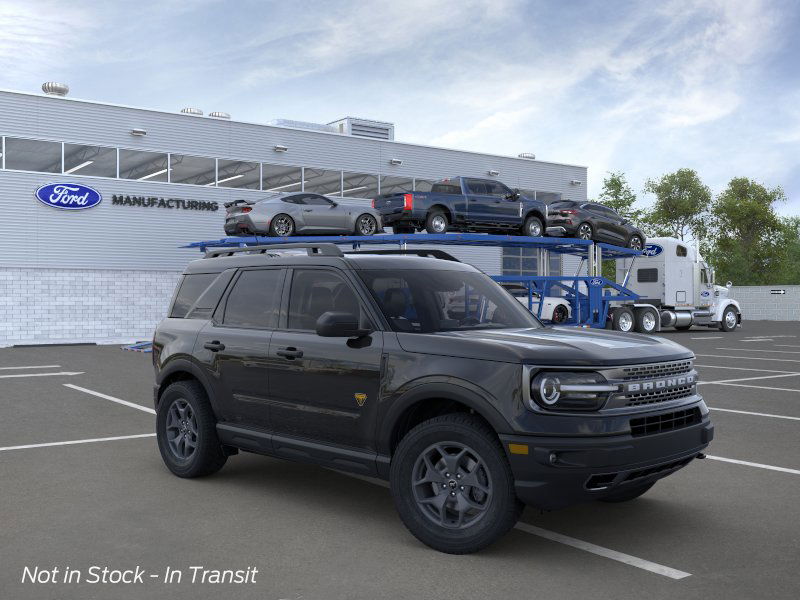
642;243;663;257
35;183;102;210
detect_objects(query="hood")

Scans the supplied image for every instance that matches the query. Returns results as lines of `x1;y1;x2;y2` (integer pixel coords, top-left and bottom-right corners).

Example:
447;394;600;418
396;326;693;366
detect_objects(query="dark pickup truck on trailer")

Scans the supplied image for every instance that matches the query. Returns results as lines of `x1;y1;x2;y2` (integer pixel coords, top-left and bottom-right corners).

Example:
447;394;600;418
372;177;548;236
153;243;713;554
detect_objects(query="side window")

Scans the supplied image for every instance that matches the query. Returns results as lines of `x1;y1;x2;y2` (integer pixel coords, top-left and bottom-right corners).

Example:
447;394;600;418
282;195;305;205
701;269;709;284
637;268;659;283
222;269;283;328
170;273;218;318
485;181;512;198
304;194;334;206
465;179;488;195
287;269;364;331
676;245;688;257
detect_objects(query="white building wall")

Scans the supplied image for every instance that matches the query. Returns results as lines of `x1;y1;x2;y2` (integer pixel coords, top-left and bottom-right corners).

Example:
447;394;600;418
729;286;800;321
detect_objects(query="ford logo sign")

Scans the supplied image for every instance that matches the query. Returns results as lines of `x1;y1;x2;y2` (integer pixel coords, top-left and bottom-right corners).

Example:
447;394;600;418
588;277;603;286
701;290;710;297
35;183;102;210
641;243;663;257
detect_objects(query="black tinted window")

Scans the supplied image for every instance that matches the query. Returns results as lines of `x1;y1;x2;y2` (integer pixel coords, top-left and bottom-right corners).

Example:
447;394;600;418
287;269;364;330
431;182;461;194
637;268;659;283
484;181;512;197
677;245;688;257
223;269;283;328
304;194;334;206
170;273;218;318
465;179;489;194
282;195;305;205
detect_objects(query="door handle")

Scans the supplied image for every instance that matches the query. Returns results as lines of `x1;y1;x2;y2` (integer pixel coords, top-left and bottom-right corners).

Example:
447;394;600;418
276;347;304;360
203;341;225;352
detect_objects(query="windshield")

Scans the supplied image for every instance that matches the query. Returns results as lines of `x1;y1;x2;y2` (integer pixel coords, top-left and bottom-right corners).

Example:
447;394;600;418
357;269;543;333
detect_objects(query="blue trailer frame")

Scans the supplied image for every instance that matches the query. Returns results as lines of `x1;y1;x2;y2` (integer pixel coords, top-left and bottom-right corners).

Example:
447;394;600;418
185;233;641;328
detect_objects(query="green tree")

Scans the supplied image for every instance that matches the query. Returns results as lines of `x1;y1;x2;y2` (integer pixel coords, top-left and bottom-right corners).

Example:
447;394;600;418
705;177;787;285
642;168;711;241
597;171;643;224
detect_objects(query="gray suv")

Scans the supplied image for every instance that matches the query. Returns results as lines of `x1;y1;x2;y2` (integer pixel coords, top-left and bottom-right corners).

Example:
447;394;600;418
153;243;713;554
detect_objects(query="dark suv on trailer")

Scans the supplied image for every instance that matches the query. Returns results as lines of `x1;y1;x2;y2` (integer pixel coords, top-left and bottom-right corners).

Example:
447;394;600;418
153;243;713;554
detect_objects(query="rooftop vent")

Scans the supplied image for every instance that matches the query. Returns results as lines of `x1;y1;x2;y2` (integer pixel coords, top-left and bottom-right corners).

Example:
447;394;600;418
518;152;536;160
268;119;337;134
328;117;394;141
180;107;203;116
42;82;69;97
209;111;231;119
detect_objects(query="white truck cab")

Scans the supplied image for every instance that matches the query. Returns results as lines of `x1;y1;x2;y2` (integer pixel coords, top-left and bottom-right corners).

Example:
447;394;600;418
612;237;741;333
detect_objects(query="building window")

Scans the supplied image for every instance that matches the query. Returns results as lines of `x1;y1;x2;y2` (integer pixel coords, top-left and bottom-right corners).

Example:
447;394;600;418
262;164;302;193
304;168;342;196
217;159;260;189
342;172;379;199
119;149;169;182
379;175;413;195
502;248;561;277
63;144;117;178
4;137;61;173
170;154;216;186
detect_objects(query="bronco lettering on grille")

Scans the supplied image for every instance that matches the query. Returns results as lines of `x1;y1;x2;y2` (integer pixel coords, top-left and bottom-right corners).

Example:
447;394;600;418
625;374;695;393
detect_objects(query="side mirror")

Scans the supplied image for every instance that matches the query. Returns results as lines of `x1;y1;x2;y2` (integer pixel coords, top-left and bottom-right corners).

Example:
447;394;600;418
329;201;338;208
315;311;371;338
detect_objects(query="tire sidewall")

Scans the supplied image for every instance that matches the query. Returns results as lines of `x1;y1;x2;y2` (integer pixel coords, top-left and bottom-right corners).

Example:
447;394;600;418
426;210;448;234
578;223;593;240
269;214;294;237
523;216;543;237
355;213;378;236
720;307;738;331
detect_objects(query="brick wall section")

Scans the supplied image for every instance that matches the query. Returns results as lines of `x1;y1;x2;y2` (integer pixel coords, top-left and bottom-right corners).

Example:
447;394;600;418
0;268;181;347
729;286;800;321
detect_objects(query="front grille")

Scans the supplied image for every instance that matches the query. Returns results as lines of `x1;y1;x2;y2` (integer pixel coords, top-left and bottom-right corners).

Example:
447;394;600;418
629;407;701;437
622;360;693;381
624;384;696;407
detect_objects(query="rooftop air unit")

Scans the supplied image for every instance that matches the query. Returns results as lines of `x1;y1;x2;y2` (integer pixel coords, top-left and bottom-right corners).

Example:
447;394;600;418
328;117;394;141
209;111;231;119
42;82;69;96
268;119;337;134
180;107;204;116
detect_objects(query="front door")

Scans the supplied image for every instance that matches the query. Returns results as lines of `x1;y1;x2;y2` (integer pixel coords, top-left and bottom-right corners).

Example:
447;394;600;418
464;179;518;226
300;194;349;232
196;268;285;428
268;267;383;451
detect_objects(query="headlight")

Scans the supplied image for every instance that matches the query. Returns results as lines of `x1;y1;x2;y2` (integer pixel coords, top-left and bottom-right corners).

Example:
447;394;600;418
529;371;617;411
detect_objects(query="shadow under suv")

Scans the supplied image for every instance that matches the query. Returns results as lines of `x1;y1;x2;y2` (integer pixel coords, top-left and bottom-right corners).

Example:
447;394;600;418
153;243;713;554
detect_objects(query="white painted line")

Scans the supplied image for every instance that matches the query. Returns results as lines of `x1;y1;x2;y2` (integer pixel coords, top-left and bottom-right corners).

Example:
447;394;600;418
709;407;800;421
0;365;61;370
696;354;800;363
334;470;691;579
695;364;797;373
740;339;773;342
513;522;691;580
716;347;800;354
698;372;800;385
774;345;800;349
706;455;800;476
64;384;156;415
0;371;84;379
704;381;800;393
690;336;723;339
0;433;155;453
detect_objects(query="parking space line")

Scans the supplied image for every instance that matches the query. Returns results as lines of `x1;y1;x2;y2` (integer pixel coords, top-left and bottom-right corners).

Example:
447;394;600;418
335;471;691;579
705;381;800;393
0;371;83;379
716;347;800;354
696;354;800;363
775;344;800;349
0;365;61;370
706;455;800;475
63;384;156;415
698;373;800;385
0;433;155;453
695;364;797;374
709;407;800;421
740;339;773;342
690;336;723;339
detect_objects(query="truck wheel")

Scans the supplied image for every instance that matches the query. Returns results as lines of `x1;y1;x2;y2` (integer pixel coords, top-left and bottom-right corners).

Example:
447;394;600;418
156;380;227;478
425;210;449;234
612;307;634;332
634;308;657;334
390;413;523;554
269;214;295;237
552;304;568;323
719;306;738;332
521;216;544;237
598;482;654;503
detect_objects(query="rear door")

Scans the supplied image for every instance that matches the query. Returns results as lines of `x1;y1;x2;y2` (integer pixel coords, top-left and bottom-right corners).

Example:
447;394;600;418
196;267;285;428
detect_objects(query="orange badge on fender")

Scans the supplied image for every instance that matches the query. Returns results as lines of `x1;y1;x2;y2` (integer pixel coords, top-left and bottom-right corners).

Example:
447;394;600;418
354;393;367;407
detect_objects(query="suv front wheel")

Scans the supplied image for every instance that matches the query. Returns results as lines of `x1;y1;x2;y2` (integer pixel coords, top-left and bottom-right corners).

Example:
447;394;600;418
156;380;227;478
390;413;523;554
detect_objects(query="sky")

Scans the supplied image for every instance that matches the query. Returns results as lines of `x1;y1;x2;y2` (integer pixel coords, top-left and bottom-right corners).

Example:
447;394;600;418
1;0;799;213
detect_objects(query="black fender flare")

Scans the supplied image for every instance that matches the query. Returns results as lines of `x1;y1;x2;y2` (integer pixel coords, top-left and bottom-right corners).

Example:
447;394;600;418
156;356;221;417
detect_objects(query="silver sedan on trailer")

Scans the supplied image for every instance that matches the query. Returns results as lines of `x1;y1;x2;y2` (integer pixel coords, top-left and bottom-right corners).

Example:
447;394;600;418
224;192;383;237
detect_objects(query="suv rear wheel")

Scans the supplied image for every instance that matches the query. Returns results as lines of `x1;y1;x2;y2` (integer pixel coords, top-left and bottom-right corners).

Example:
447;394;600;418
390;413;523;554
156;380;227;478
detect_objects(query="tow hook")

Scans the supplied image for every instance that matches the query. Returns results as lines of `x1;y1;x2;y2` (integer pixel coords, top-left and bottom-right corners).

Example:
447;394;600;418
696;453;707;459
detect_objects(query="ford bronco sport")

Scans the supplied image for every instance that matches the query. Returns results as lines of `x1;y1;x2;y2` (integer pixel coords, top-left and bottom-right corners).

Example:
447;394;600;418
153;243;713;554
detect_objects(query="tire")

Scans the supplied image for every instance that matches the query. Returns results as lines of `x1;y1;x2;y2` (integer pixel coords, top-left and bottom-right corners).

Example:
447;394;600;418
393;225;416;235
156;380;227;478
425;210;449;234
598;482;655;503
633;308;657;334
269;213;295;237
719;306;738;332
354;213;379;236
551;304;569;324
576;222;593;240
521;215;544;237
627;235;644;251
611;307;635;332
390;413;523;554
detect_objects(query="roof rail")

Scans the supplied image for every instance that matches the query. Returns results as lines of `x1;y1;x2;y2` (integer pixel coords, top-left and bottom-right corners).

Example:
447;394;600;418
204;243;343;258
347;249;460;262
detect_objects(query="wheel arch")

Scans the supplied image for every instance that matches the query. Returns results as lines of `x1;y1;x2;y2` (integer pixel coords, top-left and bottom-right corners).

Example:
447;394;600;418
427;203;454;222
156;358;218;415
523;209;546;224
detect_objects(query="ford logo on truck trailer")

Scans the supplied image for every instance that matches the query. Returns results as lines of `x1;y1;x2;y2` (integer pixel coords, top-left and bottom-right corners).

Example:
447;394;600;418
35;183;102;210
641;243;663;257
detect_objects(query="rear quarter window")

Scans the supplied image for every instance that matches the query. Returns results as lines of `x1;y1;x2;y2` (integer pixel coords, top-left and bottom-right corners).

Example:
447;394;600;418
431;183;462;194
170;273;219;318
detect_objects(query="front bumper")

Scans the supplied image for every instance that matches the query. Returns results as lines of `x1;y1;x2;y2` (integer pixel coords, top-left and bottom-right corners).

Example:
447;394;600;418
501;417;713;510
